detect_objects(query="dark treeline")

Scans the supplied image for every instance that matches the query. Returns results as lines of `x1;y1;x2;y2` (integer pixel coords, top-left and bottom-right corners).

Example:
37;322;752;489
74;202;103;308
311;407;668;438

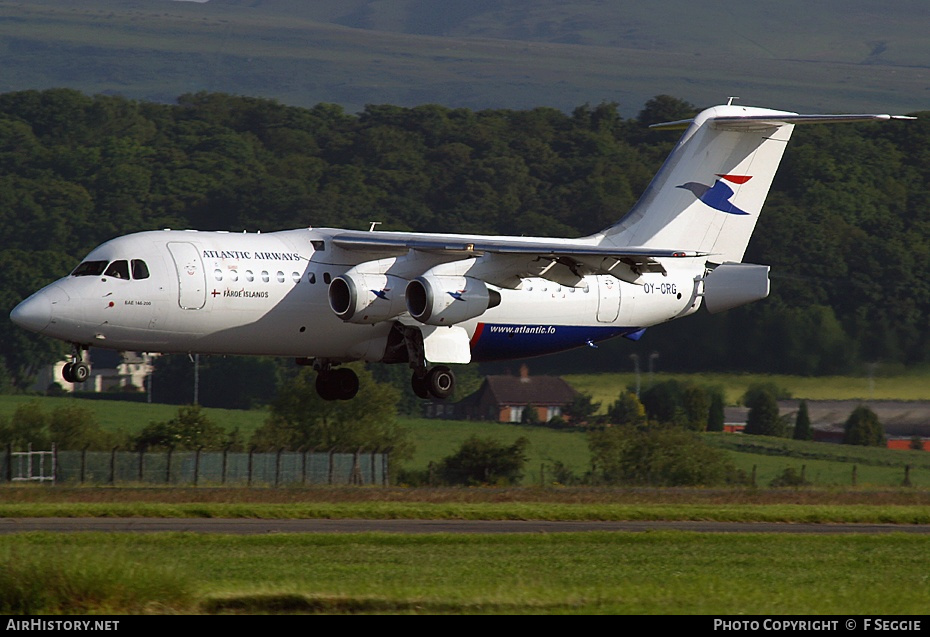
0;89;928;389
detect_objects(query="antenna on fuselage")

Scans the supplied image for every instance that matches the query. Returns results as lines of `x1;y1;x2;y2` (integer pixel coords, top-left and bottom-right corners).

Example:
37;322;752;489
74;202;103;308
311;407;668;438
727;96;740;106
369;221;382;232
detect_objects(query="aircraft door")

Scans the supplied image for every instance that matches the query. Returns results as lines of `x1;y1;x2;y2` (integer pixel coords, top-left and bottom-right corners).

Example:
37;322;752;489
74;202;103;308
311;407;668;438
167;242;207;310
596;275;620;323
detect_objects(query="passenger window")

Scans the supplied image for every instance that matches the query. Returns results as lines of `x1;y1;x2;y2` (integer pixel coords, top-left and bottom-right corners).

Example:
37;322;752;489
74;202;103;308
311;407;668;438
214;269;223;281
229;269;239;282
72;260;108;277
323;272;331;284
104;260;130;280
292;272;300;283
245;270;254;282
261;271;270;283
131;260;150;280
276;271;285;283
308;272;316;284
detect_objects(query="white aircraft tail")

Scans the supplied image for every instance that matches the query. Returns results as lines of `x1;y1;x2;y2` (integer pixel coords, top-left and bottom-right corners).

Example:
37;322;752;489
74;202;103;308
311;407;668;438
597;104;913;264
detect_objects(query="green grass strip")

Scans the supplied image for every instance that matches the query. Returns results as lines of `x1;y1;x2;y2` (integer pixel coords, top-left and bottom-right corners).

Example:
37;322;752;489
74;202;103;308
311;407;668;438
2;501;930;523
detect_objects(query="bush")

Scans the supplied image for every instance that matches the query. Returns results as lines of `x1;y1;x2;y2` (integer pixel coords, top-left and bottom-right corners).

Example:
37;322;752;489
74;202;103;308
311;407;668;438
843;405;886;447
588;425;742;486
435;436;529;486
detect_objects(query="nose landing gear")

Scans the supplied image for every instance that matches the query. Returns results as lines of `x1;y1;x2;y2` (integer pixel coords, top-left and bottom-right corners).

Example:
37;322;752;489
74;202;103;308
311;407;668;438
61;345;90;384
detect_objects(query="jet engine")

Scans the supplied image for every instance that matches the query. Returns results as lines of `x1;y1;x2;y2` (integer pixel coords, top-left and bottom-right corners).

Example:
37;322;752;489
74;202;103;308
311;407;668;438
328;272;408;324
405;274;500;325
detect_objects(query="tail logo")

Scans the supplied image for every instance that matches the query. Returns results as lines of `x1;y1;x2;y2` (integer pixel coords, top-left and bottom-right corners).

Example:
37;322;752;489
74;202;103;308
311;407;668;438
677;174;752;215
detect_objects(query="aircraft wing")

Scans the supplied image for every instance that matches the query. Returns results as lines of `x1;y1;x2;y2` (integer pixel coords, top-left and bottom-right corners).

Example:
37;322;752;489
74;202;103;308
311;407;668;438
328;230;705;286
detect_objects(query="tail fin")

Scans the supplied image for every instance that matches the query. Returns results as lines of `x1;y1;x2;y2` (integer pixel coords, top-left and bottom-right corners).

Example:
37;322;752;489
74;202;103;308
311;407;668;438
597;104;913;264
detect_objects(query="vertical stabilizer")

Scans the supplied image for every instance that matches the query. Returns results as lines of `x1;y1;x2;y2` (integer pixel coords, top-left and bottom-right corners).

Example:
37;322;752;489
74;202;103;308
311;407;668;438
596;105;914;264
599;105;794;264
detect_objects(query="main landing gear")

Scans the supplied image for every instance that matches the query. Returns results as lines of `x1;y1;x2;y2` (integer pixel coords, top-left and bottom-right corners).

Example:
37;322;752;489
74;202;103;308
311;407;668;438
61;345;90;384
303;359;359;401
411;365;455;400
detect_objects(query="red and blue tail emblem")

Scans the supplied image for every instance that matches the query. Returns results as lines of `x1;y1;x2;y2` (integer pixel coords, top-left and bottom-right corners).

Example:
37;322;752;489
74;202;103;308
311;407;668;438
677;174;752;215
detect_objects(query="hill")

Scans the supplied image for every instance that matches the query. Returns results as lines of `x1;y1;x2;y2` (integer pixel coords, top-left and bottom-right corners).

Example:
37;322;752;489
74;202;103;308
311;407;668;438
0;0;926;113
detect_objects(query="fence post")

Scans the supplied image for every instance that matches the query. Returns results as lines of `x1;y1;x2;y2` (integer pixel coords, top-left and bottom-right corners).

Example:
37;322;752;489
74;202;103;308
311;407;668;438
165;448;173;485
248;447;255;487
80;446;89;485
138;448;145;483
903;464;912;487
5;443;11;483
194;447;202;487
382;448;391;486
751;465;757;488
52;443;57;483
302;448;309;485
328;449;335;485
351;448;362;485
852;465;857;487
110;447;118;485
222;447;228;485
275;448;283;487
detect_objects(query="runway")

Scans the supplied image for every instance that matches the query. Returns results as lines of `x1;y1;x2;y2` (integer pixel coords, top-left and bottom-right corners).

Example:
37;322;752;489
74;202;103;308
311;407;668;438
4;518;930;534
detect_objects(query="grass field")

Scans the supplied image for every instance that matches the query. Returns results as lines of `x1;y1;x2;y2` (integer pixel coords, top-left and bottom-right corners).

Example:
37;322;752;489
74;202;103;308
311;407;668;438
3;531;929;614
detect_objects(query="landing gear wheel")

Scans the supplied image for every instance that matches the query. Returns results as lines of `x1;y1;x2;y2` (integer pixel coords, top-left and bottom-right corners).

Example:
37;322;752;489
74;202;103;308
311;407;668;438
62;363;74;383
70;362;90;383
411;371;430;399
426;365;455;400
331;367;359;400
315;368;359;401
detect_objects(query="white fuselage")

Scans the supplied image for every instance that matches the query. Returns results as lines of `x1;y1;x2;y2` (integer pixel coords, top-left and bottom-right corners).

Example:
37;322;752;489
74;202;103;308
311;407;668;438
14;228;704;363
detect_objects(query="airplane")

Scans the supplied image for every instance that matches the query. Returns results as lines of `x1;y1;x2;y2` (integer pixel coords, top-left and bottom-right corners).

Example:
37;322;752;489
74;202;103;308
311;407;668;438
9;103;914;401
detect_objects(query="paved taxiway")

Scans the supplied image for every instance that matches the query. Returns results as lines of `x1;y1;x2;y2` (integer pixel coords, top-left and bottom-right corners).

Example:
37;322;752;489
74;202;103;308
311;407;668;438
4;518;930;534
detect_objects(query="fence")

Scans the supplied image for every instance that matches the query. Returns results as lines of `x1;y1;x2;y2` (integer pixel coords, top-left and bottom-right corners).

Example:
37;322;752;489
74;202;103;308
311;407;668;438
2;445;390;486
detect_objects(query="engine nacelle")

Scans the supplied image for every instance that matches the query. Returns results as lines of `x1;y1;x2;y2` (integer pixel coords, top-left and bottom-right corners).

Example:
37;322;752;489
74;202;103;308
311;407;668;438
328;272;408;324
406;275;500;325
702;263;770;313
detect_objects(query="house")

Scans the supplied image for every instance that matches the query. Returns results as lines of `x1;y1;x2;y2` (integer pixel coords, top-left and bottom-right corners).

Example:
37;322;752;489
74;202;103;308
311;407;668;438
33;349;155;394
452;365;577;423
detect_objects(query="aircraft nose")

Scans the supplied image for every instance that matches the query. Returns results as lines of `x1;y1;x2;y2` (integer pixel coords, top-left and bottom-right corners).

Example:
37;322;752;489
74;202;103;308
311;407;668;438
10;285;69;334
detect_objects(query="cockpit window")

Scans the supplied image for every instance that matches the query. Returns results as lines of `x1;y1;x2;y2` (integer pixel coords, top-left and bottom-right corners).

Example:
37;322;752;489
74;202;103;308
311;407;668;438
71;260;108;277
131;260;150;280
104;260;130;279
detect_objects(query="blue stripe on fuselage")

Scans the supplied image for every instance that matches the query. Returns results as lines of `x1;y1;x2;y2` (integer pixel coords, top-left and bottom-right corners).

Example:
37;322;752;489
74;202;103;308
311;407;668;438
469;322;639;361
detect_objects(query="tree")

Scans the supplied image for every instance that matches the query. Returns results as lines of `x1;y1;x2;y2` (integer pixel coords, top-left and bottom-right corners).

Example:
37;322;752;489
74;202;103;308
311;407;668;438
436;436;529;486
607;391;646;425
793;400;813;440
743;385;784;437
249;365;411;459
588;425;739;486
707;390;725;432
48;404;112;450
563;391;601;425
681;383;710;431
0;401;50;448
133;405;225;451
843;405;886;447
